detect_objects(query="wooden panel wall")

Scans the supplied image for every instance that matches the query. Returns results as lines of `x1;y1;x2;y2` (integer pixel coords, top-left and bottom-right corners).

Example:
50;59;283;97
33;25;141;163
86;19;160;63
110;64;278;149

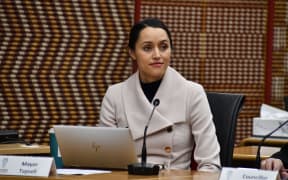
0;0;134;144
271;0;288;109
139;0;268;144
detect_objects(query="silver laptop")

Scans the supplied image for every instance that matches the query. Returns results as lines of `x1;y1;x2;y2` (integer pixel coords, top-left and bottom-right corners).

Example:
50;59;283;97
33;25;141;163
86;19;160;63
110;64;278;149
53;125;138;170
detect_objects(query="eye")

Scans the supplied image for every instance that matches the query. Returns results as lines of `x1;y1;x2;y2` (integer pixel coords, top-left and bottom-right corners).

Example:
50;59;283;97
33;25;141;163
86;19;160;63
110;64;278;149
143;45;152;52
160;43;169;51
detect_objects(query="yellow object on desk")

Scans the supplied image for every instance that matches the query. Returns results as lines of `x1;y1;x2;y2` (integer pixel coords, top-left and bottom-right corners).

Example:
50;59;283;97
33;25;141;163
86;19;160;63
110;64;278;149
232;145;280;168
233;145;280;161
239;136;288;147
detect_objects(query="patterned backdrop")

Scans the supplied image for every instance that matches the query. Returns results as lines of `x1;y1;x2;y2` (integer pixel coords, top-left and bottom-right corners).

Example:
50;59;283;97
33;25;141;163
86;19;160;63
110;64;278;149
140;0;268;144
0;0;134;144
271;0;288;110
0;0;282;146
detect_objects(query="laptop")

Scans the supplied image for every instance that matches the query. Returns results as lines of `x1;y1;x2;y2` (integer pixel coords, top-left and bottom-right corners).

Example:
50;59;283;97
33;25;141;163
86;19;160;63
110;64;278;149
53;125;138;170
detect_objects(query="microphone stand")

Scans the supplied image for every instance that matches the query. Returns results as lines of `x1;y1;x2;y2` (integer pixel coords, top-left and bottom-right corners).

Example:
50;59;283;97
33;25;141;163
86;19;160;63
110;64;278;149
141;99;159;164
128;99;160;175
141;125;149;164
255;120;288;169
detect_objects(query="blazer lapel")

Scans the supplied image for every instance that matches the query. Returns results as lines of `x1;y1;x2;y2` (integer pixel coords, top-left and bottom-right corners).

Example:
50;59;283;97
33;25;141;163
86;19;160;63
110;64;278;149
122;67;187;140
154;67;187;124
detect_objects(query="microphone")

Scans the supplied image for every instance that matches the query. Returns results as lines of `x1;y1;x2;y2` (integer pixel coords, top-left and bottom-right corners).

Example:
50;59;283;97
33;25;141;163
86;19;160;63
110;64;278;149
141;99;160;164
255;120;288;169
128;99;160;175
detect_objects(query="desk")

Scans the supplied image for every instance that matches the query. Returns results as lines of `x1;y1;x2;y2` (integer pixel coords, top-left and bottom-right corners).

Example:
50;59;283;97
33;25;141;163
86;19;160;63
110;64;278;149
0;170;220;180
239;136;288;147
0;144;50;155
233;145;280;161
233;145;280;168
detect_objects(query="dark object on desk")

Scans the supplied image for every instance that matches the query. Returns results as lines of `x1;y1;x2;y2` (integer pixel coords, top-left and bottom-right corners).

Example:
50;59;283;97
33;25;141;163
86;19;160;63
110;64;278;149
206;92;245;167
0;130;20;144
128;163;160;175
271;143;288;169
49;129;63;168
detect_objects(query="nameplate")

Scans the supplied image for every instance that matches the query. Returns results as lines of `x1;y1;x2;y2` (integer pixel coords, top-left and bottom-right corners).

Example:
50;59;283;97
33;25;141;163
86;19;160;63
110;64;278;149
219;167;279;180
0;155;56;177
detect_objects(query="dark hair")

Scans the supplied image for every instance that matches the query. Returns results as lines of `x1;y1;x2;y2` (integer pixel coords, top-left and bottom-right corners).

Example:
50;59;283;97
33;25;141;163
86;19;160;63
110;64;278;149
128;18;173;50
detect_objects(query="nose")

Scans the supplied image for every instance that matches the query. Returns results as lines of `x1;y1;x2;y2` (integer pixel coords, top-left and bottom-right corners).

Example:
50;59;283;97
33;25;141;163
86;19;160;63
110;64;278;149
152;48;160;59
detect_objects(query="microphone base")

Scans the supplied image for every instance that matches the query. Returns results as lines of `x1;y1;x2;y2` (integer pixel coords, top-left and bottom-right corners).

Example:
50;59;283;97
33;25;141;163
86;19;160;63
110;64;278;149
127;162;160;175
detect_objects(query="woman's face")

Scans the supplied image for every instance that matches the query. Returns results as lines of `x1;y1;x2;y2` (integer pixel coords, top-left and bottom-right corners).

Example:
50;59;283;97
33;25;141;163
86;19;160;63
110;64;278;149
129;27;171;83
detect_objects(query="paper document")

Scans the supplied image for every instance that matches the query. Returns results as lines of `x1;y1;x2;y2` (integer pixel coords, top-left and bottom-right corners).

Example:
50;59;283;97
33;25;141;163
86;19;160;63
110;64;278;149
56;168;111;175
253;104;288;137
219;167;279;180
260;104;288;119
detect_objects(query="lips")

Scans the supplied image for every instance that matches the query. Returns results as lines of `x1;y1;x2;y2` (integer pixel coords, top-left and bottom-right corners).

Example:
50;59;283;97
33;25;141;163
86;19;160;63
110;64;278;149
150;62;163;67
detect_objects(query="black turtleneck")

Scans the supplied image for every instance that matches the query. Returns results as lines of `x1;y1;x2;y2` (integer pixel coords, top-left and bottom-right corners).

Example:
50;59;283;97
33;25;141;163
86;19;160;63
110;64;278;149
140;79;162;103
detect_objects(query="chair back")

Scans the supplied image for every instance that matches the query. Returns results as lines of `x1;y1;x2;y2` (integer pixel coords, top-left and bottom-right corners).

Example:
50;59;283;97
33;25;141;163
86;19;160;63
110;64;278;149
206;92;245;167
284;96;288;111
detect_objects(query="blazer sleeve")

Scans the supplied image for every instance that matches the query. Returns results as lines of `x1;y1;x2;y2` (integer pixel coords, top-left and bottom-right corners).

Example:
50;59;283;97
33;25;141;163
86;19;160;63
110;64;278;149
187;83;221;171
98;86;118;127
271;143;288;169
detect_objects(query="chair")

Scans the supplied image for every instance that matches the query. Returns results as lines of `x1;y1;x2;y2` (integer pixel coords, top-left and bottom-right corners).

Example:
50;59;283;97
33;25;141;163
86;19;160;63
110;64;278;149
284;96;288;111
206;92;245;167
191;92;245;169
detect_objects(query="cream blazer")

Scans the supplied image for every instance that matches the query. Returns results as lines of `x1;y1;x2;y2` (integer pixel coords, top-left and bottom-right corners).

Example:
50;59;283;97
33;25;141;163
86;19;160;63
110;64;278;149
99;66;221;171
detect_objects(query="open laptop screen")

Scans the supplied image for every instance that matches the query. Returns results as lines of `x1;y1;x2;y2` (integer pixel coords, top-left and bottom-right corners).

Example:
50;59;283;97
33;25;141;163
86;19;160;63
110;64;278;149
53;125;138;170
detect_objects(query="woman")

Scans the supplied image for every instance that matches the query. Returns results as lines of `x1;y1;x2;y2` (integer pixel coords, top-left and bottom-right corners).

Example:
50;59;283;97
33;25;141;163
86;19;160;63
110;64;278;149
99;18;221;171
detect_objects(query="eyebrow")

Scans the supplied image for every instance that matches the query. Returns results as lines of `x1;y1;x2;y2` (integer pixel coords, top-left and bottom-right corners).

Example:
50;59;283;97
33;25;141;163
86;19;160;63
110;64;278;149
141;40;169;44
